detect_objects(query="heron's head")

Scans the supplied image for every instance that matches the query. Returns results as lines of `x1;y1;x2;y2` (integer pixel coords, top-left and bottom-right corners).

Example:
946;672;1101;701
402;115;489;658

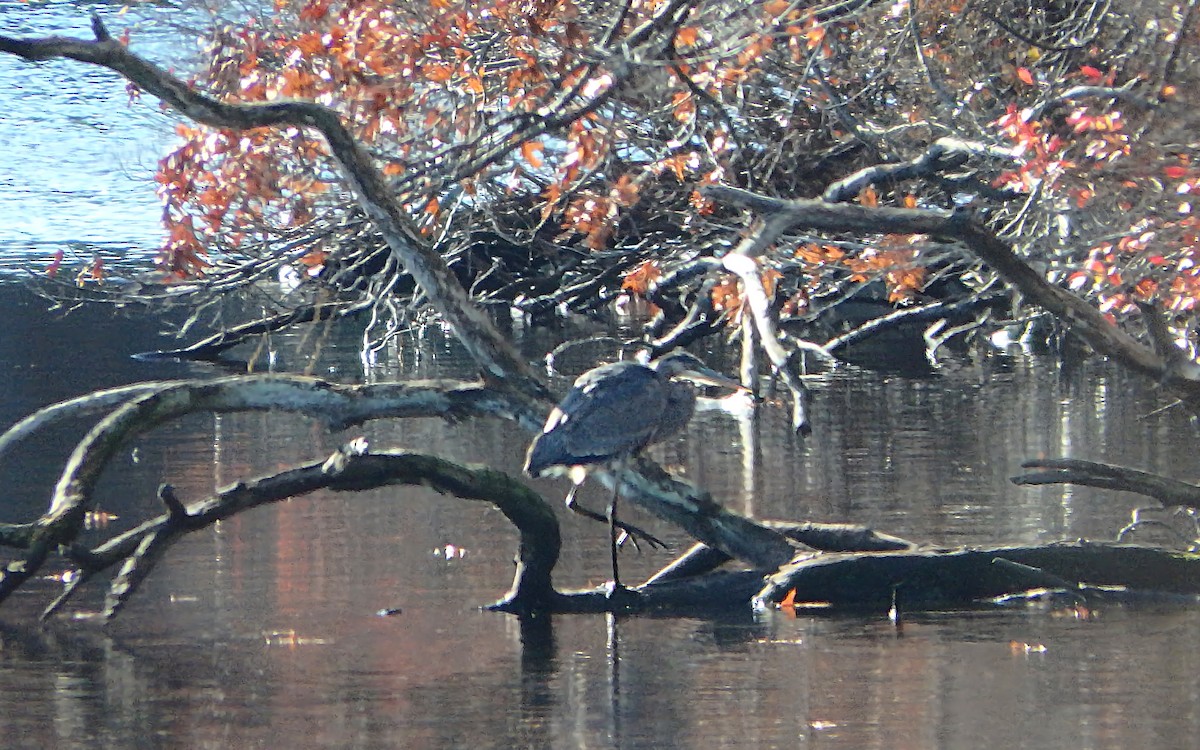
649;351;744;390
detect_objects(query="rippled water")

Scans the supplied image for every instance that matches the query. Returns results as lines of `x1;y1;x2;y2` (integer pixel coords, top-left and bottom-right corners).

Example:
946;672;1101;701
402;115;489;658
2;4;1200;749
0;1;186;270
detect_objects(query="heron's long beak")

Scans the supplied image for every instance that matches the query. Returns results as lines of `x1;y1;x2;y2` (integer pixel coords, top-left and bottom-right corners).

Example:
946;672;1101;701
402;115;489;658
679;366;747;392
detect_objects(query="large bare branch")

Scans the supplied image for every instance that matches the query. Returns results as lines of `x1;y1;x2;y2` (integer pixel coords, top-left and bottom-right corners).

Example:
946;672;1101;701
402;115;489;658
702;185;1194;396
34;447;565;621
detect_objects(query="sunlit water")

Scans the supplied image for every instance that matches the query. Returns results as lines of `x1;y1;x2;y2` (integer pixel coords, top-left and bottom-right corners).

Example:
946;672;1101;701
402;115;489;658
2;4;1200;749
0;1;188;272
0;289;1197;750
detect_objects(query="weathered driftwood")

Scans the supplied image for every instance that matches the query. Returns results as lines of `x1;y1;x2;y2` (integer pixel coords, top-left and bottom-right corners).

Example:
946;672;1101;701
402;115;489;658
4;384;1199;621
2;440;891;621
756;542;1200;611
0;375;798;616
1013;458;1200;510
28;447;564;621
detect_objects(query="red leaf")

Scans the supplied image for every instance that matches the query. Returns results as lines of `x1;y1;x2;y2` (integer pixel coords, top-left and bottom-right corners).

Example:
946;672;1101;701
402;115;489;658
521;140;544;169
1016;67;1034;86
46;249;64;279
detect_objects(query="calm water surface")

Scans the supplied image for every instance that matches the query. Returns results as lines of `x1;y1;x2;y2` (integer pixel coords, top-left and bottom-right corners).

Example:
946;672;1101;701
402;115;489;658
2;5;1200;750
0;290;1197;750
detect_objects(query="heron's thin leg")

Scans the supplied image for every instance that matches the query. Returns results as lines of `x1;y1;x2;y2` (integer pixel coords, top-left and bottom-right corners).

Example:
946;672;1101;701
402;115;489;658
607;461;622;588
563;485;668;550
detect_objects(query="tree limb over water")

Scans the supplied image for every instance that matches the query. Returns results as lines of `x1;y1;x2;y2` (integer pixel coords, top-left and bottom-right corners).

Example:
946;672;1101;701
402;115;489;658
702;185;1200;397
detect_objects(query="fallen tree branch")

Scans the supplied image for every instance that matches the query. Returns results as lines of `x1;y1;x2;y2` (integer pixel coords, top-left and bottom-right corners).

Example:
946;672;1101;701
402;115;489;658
756;541;1200;611
0;375;532;604
34;447;565;621
0;375;519;467
32;443;806;621
644;521;916;585
0;374;798;608
1013;458;1200;510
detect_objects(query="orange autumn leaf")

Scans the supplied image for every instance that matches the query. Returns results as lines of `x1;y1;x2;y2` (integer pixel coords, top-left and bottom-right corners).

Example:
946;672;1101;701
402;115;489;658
46;249;64;279
521;140;544;169
1016;67;1034;85
622;260;662;295
711;275;743;313
423;64;454;82
806;23;826;49
761;267;783;297
858;185;878;207
764;0;790;17
780;588;797;608
610;174;641;207
300;249;328;267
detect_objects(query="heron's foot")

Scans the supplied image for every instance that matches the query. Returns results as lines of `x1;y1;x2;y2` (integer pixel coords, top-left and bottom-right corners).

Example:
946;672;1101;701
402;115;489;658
614;523;667;552
604;581;642;608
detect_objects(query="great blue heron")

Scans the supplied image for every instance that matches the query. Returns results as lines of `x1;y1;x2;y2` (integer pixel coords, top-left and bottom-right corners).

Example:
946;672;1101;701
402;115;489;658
524;350;743;592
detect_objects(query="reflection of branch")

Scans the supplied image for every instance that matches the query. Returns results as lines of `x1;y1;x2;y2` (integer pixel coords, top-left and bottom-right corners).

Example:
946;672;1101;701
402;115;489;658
136;301;367;362
1013;458;1200;510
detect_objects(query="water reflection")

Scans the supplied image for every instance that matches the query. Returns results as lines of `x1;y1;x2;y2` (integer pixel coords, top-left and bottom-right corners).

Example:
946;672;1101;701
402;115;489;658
1;278;1200;748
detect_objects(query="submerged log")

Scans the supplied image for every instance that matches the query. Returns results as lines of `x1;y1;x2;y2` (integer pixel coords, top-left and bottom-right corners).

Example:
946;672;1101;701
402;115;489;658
756;541;1200;611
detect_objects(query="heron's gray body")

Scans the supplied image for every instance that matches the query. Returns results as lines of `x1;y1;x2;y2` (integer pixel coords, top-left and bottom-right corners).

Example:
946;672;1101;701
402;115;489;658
523;350;739;591
524;360;696;478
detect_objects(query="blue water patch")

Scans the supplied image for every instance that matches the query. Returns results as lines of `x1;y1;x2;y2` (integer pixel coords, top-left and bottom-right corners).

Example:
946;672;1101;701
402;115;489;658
0;2;200;265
